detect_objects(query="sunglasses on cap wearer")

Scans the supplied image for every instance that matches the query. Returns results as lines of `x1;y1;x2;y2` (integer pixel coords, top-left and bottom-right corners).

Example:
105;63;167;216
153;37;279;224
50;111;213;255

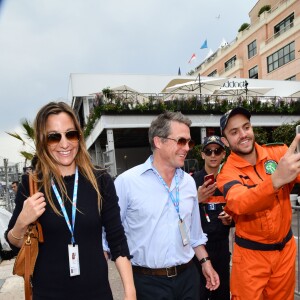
47;130;80;146
159;136;195;149
203;147;223;156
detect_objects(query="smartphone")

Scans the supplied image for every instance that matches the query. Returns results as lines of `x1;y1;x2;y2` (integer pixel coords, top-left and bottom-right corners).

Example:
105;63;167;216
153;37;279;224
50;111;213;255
297;125;300;153
204;174;214;186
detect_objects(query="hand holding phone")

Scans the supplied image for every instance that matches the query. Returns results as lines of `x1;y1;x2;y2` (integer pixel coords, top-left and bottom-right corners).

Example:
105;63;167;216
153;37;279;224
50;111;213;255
204;174;214;186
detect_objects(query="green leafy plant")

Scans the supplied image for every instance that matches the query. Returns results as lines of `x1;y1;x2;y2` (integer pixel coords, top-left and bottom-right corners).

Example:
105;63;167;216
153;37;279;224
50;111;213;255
258;5;271;17
102;87;115;100
238;23;250;33
272;120;300;146
253;127;268;145
83;92;300;138
187;144;204;169
6;119;35;166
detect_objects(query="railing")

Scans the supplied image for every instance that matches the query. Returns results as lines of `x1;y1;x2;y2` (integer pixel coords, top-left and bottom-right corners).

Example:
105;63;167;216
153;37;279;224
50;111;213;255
84;93;300;137
266;21;294;45
293;205;300;296
194;0;294;74
0;193;15;213
219;59;244;76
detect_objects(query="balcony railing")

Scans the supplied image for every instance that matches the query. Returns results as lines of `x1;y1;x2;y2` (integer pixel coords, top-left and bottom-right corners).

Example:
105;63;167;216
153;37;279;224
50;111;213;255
194;0;294;75
84;93;300;137
266;21;294;45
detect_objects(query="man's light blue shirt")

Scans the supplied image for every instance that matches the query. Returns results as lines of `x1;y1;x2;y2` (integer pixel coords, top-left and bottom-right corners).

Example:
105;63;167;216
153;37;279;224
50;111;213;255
114;156;207;268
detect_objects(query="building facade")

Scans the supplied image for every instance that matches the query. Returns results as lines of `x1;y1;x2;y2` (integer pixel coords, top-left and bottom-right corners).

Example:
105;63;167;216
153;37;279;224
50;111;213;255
0;163;20;188
69;73;300;177
195;0;300;82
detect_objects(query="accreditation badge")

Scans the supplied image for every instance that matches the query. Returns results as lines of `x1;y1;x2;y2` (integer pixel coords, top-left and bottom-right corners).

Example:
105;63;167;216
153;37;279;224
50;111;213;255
178;219;189;246
68;244;80;277
264;160;278;175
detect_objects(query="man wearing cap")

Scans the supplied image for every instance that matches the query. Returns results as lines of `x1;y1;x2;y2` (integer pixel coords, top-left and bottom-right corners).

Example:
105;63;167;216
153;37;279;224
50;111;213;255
217;107;300;300
193;135;232;300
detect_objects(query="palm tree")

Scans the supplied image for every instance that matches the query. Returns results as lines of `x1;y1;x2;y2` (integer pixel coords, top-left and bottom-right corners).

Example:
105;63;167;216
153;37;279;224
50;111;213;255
6;119;35;167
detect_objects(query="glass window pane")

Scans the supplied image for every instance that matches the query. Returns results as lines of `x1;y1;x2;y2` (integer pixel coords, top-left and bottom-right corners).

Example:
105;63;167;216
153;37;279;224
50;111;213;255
267;56;273;63
269;64;273;72
290;52;295;60
284;45;289;55
278;57;284;67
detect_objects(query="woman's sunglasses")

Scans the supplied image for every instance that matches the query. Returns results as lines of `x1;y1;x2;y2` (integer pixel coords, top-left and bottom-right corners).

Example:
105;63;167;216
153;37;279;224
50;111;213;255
160;137;195;149
47;130;80;146
203;147;223;156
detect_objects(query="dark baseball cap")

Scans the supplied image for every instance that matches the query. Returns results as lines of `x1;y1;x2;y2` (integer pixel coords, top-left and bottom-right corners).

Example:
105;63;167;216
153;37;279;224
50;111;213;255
220;107;251;135
202;135;225;150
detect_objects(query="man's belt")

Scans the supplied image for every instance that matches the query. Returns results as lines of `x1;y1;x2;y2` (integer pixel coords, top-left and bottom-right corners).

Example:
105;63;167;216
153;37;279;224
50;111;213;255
132;260;193;277
235;228;293;251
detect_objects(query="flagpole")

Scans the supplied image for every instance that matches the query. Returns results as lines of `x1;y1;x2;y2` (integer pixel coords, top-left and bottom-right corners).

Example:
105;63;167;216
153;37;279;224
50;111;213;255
198;39;207;100
198;73;202;98
245;80;248;97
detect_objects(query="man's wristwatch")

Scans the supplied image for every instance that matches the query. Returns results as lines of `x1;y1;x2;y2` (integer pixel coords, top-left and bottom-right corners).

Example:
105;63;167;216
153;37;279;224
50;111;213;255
199;256;211;265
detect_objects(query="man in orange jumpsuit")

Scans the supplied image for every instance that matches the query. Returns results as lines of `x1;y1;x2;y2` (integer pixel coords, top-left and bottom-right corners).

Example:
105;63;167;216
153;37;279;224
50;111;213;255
217;107;300;300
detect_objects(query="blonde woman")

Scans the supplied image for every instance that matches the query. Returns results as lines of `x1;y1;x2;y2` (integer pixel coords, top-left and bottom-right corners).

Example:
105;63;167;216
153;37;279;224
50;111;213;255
6;102;135;300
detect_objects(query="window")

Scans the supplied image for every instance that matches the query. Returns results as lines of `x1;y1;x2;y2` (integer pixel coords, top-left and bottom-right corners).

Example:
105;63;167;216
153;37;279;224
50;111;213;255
225;56;236;71
208;70;217;77
267;42;294;73
248;40;257;59
286;75;296;81
249;66;258;79
274;13;294;35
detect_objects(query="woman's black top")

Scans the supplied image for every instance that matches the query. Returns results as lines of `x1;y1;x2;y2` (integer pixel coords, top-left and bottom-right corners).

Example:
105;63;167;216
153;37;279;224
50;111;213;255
6;170;130;300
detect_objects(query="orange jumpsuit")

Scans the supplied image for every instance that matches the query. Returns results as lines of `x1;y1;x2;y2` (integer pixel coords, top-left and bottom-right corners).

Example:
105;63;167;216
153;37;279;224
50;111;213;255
217;143;298;300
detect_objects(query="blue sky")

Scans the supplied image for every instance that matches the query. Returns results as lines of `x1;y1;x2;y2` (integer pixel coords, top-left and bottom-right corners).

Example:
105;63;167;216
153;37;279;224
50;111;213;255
0;0;257;164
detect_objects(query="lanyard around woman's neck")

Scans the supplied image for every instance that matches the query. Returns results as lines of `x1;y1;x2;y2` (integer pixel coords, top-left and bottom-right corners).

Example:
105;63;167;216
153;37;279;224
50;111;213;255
51;166;79;245
151;159;181;220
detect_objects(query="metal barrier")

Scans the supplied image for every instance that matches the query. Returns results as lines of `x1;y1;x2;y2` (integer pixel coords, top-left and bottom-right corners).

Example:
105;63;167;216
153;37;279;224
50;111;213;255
292;205;300;296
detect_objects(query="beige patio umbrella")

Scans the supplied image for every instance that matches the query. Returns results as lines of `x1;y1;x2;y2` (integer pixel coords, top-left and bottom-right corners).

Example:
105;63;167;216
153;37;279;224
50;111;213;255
289;90;300;97
110;85;149;103
163;76;228;97
161;78;195;93
91;85;148;104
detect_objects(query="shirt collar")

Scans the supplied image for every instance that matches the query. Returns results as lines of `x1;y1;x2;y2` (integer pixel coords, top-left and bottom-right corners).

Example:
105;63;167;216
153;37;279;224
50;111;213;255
139;155;184;179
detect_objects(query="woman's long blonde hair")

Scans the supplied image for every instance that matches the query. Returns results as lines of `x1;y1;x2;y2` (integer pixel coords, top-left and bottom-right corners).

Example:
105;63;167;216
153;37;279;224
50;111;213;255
34;101;101;215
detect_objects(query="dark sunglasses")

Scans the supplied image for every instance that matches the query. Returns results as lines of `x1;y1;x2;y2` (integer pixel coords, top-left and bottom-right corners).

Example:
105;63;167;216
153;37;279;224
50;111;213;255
203;147;223;156
160;137;195;149
47;130;80;145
